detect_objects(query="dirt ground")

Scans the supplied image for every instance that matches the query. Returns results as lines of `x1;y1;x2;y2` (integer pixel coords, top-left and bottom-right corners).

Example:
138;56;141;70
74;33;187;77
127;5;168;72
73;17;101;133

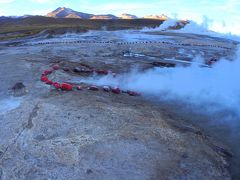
0;30;237;179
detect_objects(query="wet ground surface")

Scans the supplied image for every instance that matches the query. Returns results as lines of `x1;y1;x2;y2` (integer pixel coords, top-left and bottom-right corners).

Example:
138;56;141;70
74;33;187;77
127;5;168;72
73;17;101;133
0;30;238;179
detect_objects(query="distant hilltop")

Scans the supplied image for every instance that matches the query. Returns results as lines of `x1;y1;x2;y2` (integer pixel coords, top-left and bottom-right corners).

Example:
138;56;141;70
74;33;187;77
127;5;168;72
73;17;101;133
143;15;168;20
46;7;168;20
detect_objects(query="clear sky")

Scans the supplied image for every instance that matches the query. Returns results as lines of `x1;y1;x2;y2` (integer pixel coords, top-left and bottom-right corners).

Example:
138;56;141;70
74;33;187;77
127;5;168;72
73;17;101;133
0;0;239;34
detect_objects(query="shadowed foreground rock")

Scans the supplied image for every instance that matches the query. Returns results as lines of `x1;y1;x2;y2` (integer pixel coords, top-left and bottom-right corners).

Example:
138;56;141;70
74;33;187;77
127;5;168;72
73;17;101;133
0;92;231;179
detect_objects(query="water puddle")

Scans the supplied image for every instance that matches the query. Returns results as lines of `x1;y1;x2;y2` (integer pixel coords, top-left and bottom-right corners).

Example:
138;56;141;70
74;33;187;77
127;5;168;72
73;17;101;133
0;97;22;115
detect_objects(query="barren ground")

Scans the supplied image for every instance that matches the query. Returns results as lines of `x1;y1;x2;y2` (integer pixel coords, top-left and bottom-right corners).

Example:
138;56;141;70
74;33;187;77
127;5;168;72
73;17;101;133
0;30;238;179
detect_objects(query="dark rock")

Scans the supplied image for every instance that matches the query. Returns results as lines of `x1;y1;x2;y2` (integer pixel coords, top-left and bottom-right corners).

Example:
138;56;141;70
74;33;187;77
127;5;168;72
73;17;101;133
88;86;99;91
213;145;233;158
182;153;188;159
74;67;92;73
86;169;93;174
11;82;27;97
73;67;82;73
151;61;176;68
0;168;2;179
12;82;25;91
0;150;3;158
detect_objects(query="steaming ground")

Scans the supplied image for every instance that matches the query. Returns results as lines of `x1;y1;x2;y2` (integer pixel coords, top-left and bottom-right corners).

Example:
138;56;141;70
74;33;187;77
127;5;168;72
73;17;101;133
0;28;239;179
85;46;240;111
82;39;240;178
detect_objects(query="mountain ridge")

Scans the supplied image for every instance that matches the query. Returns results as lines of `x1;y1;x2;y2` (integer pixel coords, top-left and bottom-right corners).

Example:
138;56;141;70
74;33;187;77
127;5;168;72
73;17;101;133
46;7;168;20
1;7;169;20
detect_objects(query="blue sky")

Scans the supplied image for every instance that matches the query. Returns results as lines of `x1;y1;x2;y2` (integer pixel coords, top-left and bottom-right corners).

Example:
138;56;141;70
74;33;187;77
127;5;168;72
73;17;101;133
0;0;240;34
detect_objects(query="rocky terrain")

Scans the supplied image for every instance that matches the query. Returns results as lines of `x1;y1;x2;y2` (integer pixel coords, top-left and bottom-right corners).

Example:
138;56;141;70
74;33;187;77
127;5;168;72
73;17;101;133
0;30;238;179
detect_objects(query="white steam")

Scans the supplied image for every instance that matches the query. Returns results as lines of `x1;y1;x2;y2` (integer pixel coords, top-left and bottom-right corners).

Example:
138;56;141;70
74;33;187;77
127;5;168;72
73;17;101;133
144;17;240;42
84;46;240;115
142;19;179;32
178;21;240;41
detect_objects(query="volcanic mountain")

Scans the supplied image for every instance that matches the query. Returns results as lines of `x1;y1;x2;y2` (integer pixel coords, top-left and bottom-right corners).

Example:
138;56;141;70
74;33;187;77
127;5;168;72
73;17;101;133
46;7;118;19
